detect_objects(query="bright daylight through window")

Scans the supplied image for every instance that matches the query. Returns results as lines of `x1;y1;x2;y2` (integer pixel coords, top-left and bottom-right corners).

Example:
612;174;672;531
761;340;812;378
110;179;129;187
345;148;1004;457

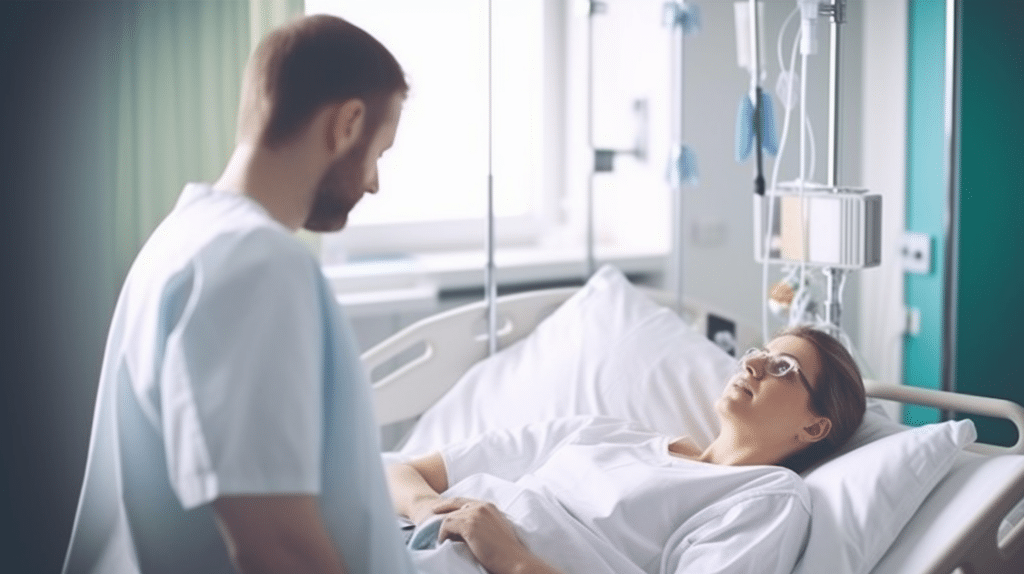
306;0;547;262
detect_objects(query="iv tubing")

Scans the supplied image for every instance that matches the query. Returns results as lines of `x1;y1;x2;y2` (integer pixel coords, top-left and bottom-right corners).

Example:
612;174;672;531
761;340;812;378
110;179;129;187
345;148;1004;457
798;49;809;319
761;7;800;344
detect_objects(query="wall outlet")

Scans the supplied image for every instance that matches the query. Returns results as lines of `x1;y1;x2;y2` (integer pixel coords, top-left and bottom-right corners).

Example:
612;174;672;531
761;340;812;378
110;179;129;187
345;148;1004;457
901;232;932;274
905;306;921;336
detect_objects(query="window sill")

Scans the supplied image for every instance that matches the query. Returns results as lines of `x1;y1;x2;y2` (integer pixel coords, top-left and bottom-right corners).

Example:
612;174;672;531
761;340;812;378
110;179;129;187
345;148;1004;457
324;244;667;316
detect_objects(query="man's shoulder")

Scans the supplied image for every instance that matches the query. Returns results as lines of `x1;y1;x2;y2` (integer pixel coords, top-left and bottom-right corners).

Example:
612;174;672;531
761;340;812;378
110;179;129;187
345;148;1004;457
145;193;313;276
206;223;314;267
124;192;322;314
187;227;321;303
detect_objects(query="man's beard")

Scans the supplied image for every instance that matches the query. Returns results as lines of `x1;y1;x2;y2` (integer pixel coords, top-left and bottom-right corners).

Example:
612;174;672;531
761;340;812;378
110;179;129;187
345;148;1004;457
303;139;371;232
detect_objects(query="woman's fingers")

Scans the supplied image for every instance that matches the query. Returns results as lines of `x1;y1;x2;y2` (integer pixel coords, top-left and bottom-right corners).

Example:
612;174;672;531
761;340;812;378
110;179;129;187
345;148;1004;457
434;502;481;544
428;497;475;515
411;496;479;525
435;501;528;574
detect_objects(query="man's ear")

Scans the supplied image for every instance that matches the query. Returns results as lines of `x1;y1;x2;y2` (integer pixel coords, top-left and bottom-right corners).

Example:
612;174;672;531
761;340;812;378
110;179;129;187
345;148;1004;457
802;417;832;443
326;99;365;155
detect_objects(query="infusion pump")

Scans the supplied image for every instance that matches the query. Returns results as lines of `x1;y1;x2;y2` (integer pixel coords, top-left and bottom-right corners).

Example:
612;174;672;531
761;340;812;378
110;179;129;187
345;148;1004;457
754;183;882;269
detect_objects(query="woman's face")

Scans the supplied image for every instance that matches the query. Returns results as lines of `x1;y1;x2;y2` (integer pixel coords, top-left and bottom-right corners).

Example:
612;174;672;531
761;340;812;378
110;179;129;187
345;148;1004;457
716;335;828;446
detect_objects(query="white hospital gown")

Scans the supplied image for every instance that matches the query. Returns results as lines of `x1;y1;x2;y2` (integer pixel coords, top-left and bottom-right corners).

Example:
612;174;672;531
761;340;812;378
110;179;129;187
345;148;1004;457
413;416;811;574
62;184;415;574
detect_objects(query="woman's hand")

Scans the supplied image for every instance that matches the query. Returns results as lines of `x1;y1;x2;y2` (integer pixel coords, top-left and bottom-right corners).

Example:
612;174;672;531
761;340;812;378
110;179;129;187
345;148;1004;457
387;456;562;573
408;496;479;526
436;500;562;574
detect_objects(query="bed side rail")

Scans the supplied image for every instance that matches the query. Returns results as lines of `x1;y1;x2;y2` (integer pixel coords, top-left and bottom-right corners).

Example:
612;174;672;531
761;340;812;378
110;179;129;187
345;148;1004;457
864;379;1024;455
364;288;578;426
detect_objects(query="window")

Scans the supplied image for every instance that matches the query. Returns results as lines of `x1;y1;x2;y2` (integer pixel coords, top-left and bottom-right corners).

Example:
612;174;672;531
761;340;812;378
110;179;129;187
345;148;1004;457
307;0;551;261
308;0;674;268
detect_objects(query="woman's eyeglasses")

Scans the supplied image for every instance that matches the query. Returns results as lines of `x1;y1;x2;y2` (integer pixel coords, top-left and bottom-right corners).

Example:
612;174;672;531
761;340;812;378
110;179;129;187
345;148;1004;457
738;348;815;399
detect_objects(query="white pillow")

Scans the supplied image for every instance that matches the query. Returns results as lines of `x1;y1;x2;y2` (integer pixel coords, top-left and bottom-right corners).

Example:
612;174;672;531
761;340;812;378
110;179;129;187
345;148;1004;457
794;419;977;574
398;264;737;456
802;400;909;472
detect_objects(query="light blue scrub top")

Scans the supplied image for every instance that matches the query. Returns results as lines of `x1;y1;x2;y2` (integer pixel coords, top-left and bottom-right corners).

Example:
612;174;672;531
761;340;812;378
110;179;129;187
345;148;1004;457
62;184;415;574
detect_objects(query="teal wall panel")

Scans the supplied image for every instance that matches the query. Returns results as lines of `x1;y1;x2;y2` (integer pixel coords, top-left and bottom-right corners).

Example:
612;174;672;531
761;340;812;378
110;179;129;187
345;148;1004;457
904;0;1024;443
953;0;1024;446
903;0;946;425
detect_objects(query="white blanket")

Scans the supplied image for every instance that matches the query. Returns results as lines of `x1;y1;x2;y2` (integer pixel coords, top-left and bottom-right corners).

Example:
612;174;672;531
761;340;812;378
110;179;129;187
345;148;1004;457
412;417;811;574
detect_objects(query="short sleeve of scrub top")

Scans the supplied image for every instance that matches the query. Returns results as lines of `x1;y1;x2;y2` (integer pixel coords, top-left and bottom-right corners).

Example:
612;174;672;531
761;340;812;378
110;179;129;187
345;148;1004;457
160;227;326;509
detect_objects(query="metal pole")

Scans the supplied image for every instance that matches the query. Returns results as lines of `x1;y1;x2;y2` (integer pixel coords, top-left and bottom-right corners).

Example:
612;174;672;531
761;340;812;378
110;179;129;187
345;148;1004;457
665;1;686;312
941;0;962;406
750;0;765;197
585;1;604;278
485;0;497;355
823;268;842;331
673;18;685;312
826;0;844;188
822;0;845;331
749;0;759;103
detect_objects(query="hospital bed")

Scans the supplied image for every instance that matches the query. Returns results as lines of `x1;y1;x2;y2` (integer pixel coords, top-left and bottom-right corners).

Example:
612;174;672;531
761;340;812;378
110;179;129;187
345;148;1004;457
363;266;1024;574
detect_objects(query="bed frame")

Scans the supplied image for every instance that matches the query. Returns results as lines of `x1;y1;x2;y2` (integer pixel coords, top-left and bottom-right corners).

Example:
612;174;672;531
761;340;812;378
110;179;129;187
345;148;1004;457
362;287;1024;574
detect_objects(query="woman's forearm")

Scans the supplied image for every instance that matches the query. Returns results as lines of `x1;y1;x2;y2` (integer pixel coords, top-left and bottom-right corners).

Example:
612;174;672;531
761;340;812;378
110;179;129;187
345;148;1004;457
386;462;443;521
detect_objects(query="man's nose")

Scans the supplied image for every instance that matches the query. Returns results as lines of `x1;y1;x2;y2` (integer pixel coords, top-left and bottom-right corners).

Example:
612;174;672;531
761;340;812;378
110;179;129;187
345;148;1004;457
366;170;380;194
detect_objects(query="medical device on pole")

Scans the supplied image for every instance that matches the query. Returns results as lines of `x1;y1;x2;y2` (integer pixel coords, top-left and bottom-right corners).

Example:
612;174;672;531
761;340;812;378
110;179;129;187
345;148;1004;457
743;0;881;342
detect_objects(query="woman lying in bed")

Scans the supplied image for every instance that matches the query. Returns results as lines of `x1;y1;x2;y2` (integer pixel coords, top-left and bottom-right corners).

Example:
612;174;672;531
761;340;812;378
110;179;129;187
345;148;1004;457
387;325;866;574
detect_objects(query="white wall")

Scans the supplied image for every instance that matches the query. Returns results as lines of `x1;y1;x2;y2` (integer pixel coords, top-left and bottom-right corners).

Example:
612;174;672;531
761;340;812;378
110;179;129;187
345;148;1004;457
856;0;909;386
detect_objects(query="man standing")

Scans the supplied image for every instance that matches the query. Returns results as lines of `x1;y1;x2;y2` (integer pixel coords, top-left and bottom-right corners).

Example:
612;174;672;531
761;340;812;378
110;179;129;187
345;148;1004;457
62;15;414;574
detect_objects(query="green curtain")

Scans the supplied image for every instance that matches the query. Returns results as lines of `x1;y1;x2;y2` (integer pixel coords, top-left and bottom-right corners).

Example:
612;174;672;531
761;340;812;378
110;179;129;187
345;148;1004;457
251;0;305;50
110;0;303;281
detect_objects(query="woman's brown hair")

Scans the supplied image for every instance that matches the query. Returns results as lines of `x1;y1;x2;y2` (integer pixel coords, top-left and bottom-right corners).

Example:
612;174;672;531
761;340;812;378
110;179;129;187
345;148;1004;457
777;325;866;473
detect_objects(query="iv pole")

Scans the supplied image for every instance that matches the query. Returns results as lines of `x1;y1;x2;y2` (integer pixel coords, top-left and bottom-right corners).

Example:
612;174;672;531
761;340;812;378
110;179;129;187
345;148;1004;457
821;0;846;333
665;0;701;313
485;0;497;355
